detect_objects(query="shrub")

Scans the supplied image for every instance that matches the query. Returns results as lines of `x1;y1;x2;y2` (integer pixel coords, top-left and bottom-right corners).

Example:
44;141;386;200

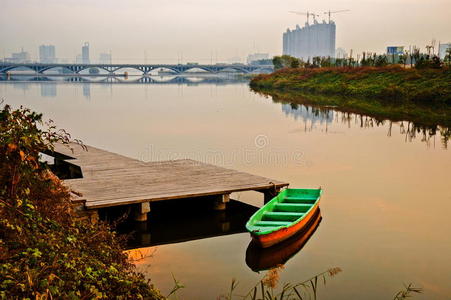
272;55;303;70
375;55;388;67
0;104;163;299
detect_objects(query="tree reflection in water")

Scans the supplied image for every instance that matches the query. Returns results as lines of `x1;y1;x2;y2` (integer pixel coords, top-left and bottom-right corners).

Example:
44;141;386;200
279;102;450;149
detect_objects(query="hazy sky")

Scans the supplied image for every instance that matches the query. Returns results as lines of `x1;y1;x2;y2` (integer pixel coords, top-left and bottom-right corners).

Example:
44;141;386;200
1;0;450;63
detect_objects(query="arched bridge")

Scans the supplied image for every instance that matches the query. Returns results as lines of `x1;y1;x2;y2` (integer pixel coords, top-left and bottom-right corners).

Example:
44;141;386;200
0;63;273;74
0;75;250;87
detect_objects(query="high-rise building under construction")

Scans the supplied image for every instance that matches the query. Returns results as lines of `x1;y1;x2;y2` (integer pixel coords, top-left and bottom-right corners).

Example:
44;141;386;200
283;20;336;60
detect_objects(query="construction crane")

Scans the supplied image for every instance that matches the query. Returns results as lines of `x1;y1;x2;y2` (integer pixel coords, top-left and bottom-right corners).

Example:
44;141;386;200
289;11;320;24
323;9;350;23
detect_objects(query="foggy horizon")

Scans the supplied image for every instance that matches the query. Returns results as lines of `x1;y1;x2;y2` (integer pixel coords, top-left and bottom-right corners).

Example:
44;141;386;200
1;0;450;64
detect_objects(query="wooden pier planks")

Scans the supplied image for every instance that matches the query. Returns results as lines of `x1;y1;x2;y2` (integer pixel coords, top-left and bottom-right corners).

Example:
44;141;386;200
52;143;289;209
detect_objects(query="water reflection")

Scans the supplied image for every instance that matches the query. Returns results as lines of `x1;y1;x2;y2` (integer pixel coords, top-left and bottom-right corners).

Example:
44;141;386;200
282;103;333;126
246;209;322;272
114;199;258;249
40;83;56;97
279;101;450;148
3;74;448;148
82;83;90;99
8;81;30;92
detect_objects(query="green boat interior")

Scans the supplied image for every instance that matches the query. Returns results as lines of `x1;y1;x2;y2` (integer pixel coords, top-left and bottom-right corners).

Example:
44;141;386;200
246;188;321;234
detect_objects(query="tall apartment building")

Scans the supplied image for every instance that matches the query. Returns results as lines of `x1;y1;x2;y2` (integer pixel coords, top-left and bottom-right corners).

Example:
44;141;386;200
39;45;56;63
82;42;90;64
283;20;336;60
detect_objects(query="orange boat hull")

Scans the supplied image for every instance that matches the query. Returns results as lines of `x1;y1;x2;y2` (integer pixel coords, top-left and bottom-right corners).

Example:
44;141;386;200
250;202;320;248
246;209;322;271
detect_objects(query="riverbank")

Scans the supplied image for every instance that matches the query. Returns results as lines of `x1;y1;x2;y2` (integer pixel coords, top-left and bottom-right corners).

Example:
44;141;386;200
250;66;451;104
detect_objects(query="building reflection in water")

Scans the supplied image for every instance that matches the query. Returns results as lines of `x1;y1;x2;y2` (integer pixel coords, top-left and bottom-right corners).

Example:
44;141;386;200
82;83;91;100
12;82;30;92
40;83;57;97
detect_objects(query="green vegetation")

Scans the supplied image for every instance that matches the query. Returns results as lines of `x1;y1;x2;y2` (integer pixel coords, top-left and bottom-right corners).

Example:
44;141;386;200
272;55;303;69
0;104;163;299
251;66;451;104
272;45;450;69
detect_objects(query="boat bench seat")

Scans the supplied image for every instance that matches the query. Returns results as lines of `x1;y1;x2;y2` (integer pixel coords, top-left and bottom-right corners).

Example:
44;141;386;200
284;196;317;203
274;203;312;213
263;211;303;221
253;221;291;227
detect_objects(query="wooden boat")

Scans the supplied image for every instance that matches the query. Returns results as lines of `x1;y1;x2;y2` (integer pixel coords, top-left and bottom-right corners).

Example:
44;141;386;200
246;209;322;271
246;188;322;248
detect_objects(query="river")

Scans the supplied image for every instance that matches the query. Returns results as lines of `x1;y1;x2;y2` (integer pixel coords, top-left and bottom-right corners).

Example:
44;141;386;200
1;75;450;299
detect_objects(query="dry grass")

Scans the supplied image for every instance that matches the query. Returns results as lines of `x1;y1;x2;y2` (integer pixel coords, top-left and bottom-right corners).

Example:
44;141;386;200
219;266;343;300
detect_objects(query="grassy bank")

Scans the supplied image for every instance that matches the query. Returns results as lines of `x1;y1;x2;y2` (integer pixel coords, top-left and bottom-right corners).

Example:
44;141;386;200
250;66;451;104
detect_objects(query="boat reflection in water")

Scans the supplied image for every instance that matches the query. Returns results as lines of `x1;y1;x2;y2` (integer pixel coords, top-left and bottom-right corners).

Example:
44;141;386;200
113;198;259;249
245;209;322;272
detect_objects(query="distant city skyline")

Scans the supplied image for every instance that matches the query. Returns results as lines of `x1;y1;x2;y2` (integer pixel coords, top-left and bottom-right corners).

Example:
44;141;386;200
1;0;450;64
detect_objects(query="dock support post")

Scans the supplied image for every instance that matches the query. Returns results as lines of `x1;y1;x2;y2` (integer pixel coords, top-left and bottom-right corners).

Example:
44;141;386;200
264;188;281;204
134;202;151;222
90;210;99;224
213;193;230;210
73;204;99;224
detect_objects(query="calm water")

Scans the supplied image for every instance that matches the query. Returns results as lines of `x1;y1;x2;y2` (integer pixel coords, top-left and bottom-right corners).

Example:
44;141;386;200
1;76;450;299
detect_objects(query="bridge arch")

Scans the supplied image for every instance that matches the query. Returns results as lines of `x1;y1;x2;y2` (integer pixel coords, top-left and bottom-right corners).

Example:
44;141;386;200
111;66;151;75
38;65;80;74
0;65;39;73
95;66;116;74
216;66;249;73
75;66;117;75
250;66;273;74
148;66;181;75
183;66;217;73
70;65;97;74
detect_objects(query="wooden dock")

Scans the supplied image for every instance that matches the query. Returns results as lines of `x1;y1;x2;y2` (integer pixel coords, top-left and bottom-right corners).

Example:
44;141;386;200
50;143;289;221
